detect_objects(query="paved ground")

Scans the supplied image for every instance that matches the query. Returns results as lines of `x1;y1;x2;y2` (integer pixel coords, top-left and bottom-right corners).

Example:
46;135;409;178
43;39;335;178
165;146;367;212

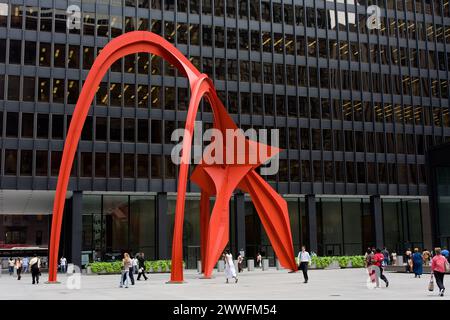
0;268;447;300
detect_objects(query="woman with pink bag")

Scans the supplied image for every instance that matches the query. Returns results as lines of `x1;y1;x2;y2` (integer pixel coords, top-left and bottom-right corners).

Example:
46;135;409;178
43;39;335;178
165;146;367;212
431;247;450;296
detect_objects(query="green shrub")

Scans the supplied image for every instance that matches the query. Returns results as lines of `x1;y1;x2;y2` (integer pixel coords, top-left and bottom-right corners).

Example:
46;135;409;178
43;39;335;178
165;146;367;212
337;256;350;268
310;256;365;269
350;256;365;268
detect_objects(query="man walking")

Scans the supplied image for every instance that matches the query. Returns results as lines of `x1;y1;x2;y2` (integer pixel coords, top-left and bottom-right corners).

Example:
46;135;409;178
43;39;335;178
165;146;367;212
136;252;148;281
60;256;67;273
29;255;41;285
22;257;29;273
297;246;311;283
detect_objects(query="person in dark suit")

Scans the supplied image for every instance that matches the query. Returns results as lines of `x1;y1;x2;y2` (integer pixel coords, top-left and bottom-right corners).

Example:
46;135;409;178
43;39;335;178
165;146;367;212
137;252;148;281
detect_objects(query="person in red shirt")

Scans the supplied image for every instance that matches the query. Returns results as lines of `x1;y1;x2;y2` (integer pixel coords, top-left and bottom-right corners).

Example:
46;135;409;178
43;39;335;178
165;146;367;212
373;248;389;287
431;247;448;296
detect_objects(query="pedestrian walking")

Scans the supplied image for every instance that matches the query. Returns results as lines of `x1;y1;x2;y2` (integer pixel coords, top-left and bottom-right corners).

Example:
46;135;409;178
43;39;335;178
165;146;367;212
256;252;262;268
381;247;390;266
297;246;311;283
373;248;389;287
120;253;132;288
136;252;148;281
29;255;41;285
60;256;67;273
22;257;29;273
15;258;22;280
431;247;449;296
8;258;14;276
223;250;238;283
237;253;244;273
412;248;423;278
128;254;136;285
365;248;379;287
405;248;412;273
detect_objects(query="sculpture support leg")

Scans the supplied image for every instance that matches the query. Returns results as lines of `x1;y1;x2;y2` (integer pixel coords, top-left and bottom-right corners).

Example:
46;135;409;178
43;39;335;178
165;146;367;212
202;166;252;278
241;170;297;271
200;191;210;274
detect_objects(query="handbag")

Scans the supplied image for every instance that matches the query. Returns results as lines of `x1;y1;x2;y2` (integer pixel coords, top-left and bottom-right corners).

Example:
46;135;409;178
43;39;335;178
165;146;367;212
445;260;450;272
428;274;434;292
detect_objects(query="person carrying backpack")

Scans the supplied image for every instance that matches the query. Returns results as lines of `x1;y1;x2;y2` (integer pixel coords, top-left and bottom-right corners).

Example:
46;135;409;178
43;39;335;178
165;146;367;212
29;254;41;285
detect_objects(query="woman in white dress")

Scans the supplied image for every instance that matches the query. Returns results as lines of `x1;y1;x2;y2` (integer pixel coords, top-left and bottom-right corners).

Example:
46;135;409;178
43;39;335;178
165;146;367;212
223;250;238;283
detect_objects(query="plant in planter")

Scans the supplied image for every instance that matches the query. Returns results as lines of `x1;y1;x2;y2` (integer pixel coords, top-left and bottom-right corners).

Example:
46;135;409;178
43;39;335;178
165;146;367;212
337;256;350;268
350;256;365;268
144;261;151;272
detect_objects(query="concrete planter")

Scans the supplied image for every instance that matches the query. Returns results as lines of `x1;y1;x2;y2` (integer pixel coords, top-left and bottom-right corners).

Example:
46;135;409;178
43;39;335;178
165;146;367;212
325;261;340;270
262;259;269;271
87;266;92;274
217;260;225;272
347;261;352;268
197;261;202;273
247;259;255;271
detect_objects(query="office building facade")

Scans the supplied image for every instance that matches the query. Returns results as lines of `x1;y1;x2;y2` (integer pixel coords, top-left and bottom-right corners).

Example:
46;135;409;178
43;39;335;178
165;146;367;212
0;0;448;267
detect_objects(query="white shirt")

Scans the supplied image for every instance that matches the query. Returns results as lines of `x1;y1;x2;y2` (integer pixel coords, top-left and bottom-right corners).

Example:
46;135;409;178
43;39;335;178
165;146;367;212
60;258;67;266
298;251;311;263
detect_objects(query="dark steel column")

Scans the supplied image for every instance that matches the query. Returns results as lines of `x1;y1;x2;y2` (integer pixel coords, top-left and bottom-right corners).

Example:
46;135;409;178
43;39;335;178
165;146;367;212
305;194;318;254
71;191;83;267
234;192;246;256
156;192;168;260
370;195;384;248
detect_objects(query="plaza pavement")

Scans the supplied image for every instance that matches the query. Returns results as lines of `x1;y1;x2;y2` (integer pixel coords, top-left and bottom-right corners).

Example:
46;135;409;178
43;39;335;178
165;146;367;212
0;268;448;300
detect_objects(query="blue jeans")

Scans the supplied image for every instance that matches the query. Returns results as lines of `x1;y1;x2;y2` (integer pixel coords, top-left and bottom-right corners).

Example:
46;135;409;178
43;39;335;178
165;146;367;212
120;270;130;287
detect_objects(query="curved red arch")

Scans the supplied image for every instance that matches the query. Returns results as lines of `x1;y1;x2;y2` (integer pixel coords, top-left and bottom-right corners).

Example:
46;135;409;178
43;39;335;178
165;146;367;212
48;31;297;283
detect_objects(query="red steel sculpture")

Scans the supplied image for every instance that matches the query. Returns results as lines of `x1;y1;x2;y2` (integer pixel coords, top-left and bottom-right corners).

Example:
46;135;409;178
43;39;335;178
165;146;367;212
47;31;297;283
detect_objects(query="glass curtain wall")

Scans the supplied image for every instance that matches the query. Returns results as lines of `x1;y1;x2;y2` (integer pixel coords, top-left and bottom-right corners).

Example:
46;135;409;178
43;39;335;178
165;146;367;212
382;198;423;254
436;167;450;247
167;194;201;268
82;194;156;262
317;197;368;256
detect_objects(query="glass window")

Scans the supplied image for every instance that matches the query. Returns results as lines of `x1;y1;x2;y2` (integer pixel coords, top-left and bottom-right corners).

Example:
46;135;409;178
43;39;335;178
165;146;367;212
20;150;32;176
124;154;134;178
51;151;62;176
24;41;36;65
40;7;52;31
151;155;162;178
124;118;135;142
52;79;65;103
95;153;106;177
37;114;49;139
10;5;23;29
109;153;121;178
9;40;21;64
22;76;35;102
5;150;17;175
6;112;19;137
137;154;149;178
39;42;51;66
52;114;64;139
36;150;48;176
38;78;50;102
96;117;107;141
151;120;162;143
7;75;20;100
21;113;34;138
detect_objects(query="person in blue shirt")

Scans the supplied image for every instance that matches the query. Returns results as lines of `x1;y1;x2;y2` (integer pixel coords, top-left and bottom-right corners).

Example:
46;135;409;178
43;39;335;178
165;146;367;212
22;257;29;273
